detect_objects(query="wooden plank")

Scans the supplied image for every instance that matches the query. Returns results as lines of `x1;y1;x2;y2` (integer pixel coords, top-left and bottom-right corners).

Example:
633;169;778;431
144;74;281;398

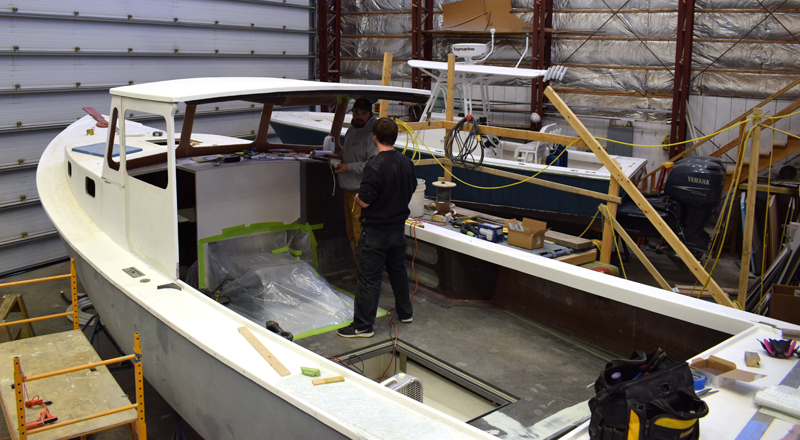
442;121;587;148
599;204;672;291
445;54;455;123
600;178;620;264
444;54;455;182
740;108;762;307
312;376;345;386
238;327;291;377
738;183;799;195
379;52;393;119
545;230;594;250
555;249;597;266
544;86;736;308
769;195;780;264
398;121;446;132
0;330;137;440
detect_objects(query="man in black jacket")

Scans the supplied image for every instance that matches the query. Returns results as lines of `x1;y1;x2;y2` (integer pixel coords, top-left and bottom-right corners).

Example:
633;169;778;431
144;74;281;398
338;118;415;338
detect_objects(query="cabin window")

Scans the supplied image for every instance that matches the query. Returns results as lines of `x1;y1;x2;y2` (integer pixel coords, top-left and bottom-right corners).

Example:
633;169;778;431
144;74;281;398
67;161;72;177
123;109;170;191
85;177;95;197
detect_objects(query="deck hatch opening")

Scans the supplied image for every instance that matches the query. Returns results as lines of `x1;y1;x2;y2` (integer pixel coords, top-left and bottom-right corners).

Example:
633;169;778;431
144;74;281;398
334;339;517;422
122;267;145;278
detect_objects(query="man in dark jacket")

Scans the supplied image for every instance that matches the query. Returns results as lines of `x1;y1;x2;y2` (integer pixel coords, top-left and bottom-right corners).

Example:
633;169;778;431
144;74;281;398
338;118;416;338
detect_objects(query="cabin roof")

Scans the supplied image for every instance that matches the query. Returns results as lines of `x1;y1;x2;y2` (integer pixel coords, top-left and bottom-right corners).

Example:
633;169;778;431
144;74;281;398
110;77;431;106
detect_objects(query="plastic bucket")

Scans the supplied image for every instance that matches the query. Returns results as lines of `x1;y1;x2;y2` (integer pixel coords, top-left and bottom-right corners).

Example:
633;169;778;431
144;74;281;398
409;179;426;218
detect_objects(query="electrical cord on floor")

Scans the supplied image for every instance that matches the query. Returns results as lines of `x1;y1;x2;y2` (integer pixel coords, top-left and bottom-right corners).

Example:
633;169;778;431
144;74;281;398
326;356;365;376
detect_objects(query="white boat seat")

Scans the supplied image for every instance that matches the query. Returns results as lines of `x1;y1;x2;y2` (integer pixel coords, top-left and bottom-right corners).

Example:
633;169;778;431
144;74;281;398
514;123;562;163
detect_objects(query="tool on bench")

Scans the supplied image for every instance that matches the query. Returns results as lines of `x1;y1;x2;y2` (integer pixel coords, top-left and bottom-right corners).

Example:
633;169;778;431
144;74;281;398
266;320;293;341
26;409;58;429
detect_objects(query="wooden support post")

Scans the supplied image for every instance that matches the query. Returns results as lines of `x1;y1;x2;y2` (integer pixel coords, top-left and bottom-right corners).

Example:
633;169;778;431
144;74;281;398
599;205;672;291
446;54;455;122
71;258;79;330
600;178;620;264
331;98;350;154
544;86;736;308
443;53;456;182
739;108;762;307
379;52;393;119
133;332;147;439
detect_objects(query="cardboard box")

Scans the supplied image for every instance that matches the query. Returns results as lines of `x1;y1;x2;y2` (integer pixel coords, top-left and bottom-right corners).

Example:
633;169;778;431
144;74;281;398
690;355;765;388
441;0;533;33
504;218;548;250
770;284;800;326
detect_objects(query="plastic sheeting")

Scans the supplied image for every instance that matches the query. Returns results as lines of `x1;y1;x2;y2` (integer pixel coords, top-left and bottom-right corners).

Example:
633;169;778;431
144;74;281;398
218;255;354;337
203;228;353;337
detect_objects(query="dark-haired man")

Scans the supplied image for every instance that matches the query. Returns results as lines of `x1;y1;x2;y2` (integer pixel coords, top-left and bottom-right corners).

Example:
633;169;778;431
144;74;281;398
338;118;416;338
336;98;377;284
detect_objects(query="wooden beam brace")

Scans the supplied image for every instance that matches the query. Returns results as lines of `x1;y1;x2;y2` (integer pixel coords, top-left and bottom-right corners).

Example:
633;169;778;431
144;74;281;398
380;52;392;118
441;121;587;147
544;86;736;308
600;179;620;264
739;108;762;307
599;204;672;291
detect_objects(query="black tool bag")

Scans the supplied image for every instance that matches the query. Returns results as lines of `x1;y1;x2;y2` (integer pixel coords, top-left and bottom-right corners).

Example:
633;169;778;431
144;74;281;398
588;348;709;440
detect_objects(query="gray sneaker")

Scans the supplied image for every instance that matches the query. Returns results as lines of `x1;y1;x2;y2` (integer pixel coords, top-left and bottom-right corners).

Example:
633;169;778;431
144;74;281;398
337;324;374;338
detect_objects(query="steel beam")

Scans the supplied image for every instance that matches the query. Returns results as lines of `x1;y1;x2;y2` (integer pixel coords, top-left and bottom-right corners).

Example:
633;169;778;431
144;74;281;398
669;0;695;157
530;0;552;130
316;0;341;84
411;0;434;91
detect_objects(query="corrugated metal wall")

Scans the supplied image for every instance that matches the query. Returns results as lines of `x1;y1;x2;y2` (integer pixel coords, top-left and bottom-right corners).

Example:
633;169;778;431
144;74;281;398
0;0;314;276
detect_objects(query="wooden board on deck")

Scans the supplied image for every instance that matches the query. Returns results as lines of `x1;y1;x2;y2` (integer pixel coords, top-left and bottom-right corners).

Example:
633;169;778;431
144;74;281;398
0;329;136;440
544;231;594;250
555;249;597;266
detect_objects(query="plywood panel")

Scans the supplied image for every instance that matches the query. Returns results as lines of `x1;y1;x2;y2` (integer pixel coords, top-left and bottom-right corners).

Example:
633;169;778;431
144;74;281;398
0;330;136;440
193;160;302;240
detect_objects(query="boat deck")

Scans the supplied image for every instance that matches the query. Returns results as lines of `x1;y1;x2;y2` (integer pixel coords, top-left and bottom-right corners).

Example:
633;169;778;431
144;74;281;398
297;278;609;437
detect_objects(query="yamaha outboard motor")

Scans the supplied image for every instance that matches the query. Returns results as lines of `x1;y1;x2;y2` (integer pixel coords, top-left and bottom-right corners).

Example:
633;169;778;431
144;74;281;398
616;156;726;260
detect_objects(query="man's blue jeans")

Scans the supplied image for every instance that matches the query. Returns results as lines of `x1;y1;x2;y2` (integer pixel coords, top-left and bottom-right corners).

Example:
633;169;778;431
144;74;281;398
353;225;413;329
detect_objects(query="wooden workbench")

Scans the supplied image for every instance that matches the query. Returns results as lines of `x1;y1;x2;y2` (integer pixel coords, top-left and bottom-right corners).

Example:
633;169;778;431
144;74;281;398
0;330;137;440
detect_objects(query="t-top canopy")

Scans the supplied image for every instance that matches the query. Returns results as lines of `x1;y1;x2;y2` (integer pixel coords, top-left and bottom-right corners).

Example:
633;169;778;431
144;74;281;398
110;77;430;106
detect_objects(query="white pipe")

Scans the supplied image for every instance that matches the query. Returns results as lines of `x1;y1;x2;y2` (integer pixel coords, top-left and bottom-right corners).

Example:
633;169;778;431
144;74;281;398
476;29;496;63
514;36;529;69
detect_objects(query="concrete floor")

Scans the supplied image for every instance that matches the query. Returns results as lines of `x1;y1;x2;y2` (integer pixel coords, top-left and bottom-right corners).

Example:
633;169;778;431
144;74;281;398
0;246;746;439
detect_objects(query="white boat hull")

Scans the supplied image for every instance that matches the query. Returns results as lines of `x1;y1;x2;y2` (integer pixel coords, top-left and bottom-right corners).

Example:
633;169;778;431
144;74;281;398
68;248;349;439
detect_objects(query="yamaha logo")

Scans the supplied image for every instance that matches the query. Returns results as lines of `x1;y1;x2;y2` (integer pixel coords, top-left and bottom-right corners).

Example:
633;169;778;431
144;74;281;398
688;176;710;186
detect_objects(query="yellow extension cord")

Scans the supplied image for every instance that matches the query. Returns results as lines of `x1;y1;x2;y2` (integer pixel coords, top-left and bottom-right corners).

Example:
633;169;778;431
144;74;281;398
393;111;800;304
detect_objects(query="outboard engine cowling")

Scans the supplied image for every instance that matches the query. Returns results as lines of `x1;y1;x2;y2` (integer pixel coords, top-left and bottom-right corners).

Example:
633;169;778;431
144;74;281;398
662;157;725;251
616;156;726;261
